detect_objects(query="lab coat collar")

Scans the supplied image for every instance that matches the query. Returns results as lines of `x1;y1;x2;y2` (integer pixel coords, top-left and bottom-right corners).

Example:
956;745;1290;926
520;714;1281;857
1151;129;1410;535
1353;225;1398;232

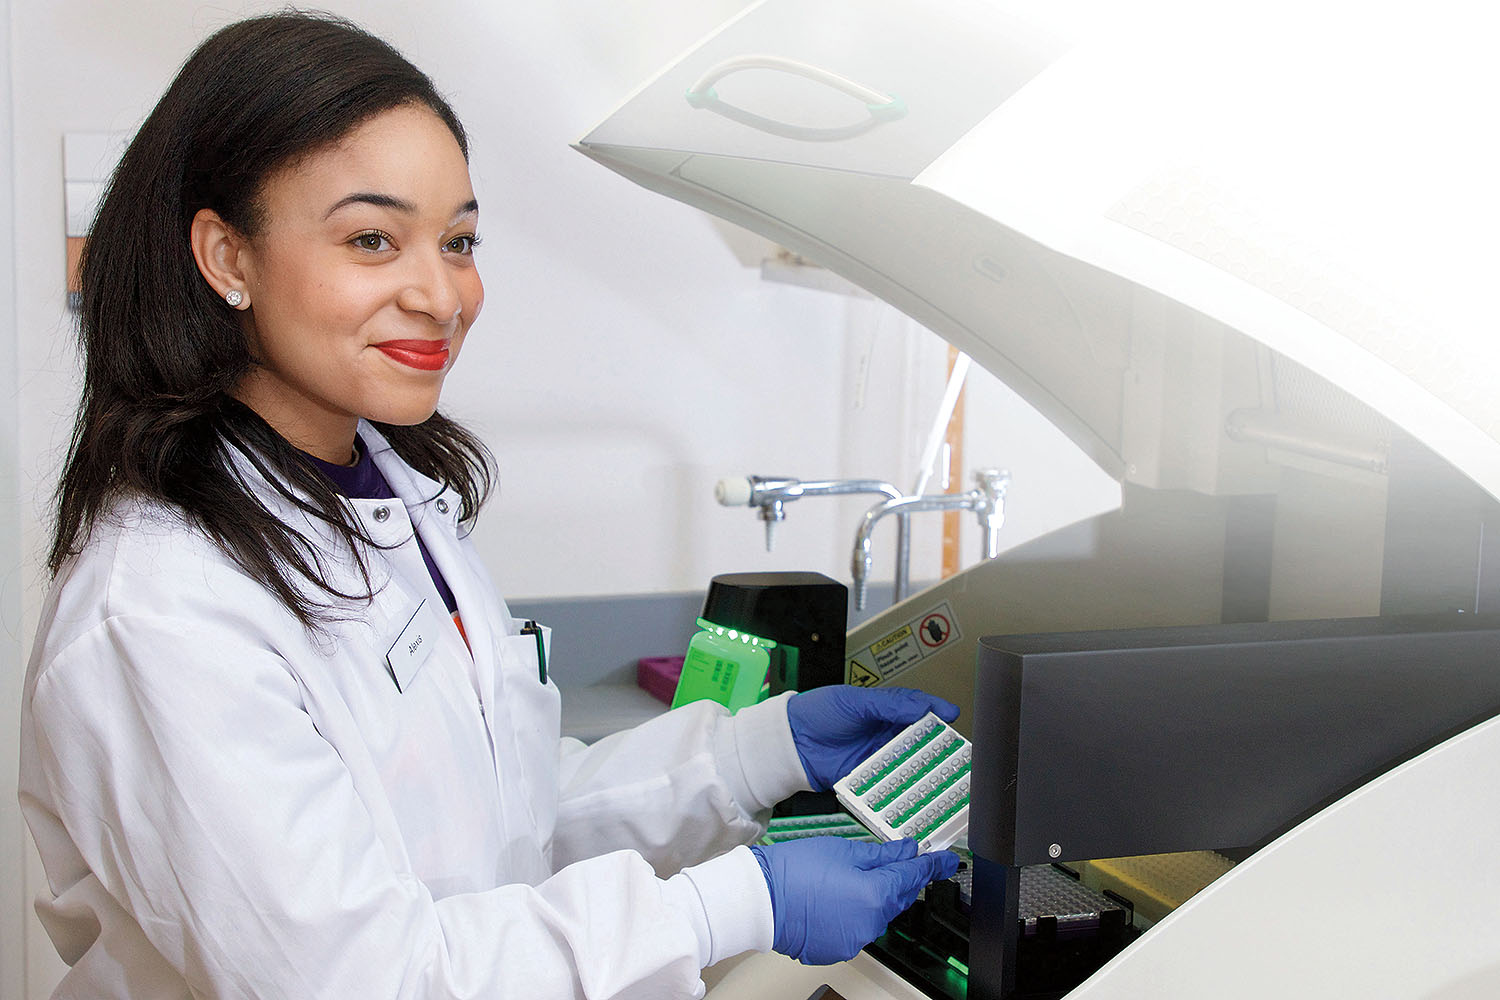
356;421;464;533
217;423;472;639
217;422;461;535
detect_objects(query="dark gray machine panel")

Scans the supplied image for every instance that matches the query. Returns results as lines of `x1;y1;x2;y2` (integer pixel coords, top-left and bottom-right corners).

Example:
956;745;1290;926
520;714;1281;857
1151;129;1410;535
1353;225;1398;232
965;614;1500;1000
969;614;1500;867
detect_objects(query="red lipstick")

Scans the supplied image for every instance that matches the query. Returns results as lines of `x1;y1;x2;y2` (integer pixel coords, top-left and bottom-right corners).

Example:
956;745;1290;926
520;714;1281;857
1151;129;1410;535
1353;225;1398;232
374;339;449;372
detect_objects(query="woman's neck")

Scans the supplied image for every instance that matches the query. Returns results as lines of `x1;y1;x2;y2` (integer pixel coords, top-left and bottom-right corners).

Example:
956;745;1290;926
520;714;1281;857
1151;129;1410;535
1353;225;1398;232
232;379;359;465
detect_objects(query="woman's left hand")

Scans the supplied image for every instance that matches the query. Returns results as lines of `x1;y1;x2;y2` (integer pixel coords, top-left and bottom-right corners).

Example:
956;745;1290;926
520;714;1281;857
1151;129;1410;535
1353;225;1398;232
786;685;960;791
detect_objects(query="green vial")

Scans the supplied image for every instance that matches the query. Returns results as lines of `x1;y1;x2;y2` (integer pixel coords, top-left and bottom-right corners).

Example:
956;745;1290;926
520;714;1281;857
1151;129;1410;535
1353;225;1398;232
671;618;777;713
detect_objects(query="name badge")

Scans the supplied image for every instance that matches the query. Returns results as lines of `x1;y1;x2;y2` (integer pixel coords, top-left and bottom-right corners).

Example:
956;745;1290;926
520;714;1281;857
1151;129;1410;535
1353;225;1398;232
386;599;439;693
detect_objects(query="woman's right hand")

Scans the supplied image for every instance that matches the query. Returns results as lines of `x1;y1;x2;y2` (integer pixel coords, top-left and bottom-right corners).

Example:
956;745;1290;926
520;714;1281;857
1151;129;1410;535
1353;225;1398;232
749;836;960;965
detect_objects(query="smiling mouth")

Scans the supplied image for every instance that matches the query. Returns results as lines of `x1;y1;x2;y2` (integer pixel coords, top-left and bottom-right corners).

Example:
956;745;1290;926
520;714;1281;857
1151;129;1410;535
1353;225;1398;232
374;339;450;372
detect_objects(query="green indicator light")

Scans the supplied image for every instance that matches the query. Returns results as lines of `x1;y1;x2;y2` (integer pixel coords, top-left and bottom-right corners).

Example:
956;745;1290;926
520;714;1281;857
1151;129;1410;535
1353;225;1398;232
694;618;776;649
947;956;969;976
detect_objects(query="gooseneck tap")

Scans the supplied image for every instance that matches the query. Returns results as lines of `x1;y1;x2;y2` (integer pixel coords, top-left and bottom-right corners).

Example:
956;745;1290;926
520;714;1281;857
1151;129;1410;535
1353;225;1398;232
716;476;913;603
851;469;1010;611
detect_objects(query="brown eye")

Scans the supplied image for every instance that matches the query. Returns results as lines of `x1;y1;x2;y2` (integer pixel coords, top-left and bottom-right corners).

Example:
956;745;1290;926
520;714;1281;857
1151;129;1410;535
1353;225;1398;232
352;231;393;252
445;235;477;255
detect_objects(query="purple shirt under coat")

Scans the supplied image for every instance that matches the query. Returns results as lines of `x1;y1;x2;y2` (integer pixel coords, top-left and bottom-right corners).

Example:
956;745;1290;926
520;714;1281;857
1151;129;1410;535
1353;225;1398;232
303;444;460;616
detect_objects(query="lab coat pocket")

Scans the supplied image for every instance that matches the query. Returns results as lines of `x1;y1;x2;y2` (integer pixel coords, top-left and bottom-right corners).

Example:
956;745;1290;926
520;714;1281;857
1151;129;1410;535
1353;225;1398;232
493;625;560;746
492;626;563;847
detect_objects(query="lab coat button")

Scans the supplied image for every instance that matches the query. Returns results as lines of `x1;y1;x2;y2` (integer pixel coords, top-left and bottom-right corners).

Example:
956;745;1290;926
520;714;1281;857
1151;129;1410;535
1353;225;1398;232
435;498;450;515
373;505;391;522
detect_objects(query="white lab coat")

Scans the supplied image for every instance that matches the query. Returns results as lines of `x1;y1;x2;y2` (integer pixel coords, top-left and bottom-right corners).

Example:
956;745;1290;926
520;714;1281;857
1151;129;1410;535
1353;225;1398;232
19;422;812;999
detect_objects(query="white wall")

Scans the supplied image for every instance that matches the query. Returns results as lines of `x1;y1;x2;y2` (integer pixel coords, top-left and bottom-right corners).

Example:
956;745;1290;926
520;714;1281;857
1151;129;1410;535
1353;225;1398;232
1;0;27;994
3;1;1116;994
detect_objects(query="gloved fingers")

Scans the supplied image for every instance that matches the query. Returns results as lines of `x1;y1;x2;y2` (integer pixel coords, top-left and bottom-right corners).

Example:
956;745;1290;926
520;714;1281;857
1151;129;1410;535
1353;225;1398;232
837;836;917;869
854;686;961;726
926;693;961;724
882;848;962;903
786;685;961;791
868;837;919;867
928;848;962;880
889;687;960;724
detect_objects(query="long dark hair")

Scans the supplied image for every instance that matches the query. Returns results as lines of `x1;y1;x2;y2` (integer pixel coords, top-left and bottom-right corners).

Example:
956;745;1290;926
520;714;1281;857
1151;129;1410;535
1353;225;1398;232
51;11;493;629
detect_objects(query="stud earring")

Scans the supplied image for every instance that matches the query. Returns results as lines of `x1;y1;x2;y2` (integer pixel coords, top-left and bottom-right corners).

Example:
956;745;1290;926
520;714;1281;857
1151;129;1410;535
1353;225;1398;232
224;289;244;308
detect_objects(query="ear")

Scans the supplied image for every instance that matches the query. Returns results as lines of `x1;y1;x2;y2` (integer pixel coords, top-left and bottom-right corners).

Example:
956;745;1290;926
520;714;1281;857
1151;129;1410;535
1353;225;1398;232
189;208;253;310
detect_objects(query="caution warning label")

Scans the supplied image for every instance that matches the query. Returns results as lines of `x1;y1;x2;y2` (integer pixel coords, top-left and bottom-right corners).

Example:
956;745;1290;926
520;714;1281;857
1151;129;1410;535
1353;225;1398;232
845;600;962;687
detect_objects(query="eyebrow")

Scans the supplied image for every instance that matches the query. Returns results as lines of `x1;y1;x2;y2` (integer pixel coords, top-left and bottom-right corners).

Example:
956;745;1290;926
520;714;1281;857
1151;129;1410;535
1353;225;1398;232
324;192;480;222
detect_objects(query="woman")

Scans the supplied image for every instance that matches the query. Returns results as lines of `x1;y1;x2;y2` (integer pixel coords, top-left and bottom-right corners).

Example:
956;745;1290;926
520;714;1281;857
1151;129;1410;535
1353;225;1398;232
19;12;959;999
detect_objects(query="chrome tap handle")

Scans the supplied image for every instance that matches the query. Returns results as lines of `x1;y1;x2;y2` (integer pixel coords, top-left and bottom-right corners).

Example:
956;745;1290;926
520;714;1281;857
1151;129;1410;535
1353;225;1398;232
715;476;754;507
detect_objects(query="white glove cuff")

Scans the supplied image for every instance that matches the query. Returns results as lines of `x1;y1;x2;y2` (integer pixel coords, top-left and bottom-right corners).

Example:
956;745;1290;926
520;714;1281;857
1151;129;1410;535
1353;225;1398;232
661;845;775;968
717;692;813;811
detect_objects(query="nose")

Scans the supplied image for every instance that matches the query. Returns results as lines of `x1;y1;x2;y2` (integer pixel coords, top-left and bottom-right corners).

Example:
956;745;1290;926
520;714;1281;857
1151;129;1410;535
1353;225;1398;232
397;250;464;324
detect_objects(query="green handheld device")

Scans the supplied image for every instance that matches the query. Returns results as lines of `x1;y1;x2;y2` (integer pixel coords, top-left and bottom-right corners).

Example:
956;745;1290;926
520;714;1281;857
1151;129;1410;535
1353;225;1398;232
670;618;777;712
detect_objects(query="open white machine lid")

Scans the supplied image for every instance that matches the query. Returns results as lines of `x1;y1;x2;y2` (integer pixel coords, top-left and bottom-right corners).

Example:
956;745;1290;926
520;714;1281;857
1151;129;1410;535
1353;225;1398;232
578;0;1500;501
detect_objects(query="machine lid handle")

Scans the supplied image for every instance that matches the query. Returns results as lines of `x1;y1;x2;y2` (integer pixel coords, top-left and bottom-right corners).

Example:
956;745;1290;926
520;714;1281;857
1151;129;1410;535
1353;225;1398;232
685;54;907;142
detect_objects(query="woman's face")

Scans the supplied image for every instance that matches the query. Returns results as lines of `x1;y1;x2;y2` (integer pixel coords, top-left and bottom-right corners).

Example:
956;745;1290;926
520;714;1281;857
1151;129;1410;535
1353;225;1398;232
232;103;483;463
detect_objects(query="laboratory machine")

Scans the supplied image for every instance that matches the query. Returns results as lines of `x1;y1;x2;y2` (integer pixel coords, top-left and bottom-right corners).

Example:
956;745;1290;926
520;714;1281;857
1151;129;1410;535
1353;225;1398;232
577;0;1500;996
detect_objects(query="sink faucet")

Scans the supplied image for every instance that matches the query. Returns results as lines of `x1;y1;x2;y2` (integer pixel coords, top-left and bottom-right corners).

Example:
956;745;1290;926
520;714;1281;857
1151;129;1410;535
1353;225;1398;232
717;476;913;603
851;469;1010;611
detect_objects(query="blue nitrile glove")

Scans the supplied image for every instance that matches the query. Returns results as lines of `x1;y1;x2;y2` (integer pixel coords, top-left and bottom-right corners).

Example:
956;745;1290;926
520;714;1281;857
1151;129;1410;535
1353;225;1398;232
787;685;960;791
750;836;960;965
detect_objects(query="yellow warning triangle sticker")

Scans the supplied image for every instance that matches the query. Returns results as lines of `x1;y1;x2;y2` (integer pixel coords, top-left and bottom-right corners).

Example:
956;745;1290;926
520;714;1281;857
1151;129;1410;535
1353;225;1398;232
848;661;880;687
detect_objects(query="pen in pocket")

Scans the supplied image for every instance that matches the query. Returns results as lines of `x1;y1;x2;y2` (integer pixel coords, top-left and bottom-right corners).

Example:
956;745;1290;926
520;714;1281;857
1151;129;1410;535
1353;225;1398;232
520;620;546;683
